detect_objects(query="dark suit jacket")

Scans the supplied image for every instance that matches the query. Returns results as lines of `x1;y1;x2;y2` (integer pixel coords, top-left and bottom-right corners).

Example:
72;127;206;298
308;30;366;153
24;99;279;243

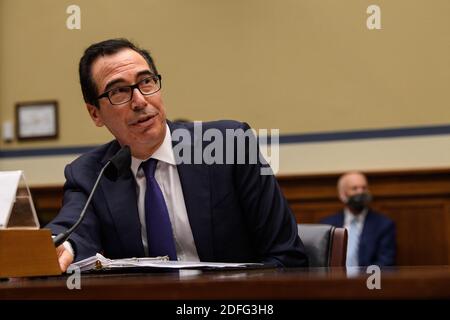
320;209;396;266
47;120;308;267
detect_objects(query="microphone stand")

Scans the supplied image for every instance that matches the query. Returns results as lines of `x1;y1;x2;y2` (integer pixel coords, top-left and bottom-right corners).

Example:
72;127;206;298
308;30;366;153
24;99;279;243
53;162;110;247
53;145;131;247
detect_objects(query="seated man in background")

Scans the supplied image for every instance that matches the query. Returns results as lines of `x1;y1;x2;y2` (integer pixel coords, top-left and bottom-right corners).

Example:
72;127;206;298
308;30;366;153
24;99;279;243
47;38;308;271
321;171;396;267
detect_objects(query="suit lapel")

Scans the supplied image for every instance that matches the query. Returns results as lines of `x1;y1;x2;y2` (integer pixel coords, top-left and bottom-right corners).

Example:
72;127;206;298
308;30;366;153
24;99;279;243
169;121;214;261
336;211;345;227
359;210;374;265
99;141;144;257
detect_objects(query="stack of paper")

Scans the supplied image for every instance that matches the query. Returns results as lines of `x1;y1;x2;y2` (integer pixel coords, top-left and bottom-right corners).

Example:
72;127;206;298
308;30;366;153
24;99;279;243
70;253;263;272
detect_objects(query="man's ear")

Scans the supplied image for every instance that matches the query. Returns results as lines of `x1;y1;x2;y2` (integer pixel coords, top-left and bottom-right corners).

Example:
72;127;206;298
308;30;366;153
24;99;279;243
338;190;347;204
86;103;104;127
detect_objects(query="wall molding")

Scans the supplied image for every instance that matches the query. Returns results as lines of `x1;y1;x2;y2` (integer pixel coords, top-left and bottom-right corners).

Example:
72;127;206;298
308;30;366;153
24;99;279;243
2;123;450;158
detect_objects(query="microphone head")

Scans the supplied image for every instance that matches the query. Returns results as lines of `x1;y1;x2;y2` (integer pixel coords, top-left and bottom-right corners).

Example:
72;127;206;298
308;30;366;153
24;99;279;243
105;145;131;181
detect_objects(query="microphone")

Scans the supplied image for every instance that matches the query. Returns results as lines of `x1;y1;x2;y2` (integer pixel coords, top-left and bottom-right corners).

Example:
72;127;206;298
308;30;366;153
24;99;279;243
53;145;131;247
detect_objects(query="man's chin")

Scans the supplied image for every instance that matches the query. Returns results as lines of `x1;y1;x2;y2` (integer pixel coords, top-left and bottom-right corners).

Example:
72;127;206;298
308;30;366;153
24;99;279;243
132;130;164;147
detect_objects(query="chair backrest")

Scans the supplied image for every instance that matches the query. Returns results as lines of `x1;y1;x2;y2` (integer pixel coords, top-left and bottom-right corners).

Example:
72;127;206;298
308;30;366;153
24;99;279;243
297;224;348;267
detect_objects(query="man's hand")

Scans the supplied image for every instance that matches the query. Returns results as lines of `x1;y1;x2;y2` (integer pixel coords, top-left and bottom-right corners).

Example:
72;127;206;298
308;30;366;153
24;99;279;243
56;244;74;272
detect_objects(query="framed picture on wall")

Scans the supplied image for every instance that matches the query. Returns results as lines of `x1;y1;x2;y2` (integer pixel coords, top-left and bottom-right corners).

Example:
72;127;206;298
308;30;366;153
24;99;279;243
15;101;59;141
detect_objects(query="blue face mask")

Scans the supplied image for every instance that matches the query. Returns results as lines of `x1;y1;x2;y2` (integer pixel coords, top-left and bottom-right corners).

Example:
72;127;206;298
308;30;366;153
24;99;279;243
346;193;372;212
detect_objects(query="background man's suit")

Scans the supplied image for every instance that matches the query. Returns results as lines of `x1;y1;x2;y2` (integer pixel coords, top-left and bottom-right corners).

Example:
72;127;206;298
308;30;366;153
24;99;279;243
47;120;308;267
321;209;396;266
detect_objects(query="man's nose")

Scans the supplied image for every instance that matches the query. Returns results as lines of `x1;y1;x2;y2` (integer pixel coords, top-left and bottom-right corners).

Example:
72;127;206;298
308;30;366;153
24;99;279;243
130;87;147;110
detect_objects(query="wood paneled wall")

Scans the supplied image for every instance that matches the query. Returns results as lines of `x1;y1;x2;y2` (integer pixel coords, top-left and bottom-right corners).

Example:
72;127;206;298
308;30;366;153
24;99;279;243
30;169;450;266
277;169;450;266
30;187;63;227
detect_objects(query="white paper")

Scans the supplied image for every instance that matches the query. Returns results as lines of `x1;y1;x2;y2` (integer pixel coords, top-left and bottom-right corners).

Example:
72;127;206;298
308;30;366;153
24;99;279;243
71;253;264;272
0;171;22;228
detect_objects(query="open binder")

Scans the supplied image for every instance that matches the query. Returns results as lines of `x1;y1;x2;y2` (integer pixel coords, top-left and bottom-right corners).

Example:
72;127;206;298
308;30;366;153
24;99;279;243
72;253;265;273
0;171;60;278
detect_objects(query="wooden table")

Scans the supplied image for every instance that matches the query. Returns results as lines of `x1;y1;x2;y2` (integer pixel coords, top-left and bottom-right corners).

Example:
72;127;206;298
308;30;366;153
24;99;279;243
2;265;450;300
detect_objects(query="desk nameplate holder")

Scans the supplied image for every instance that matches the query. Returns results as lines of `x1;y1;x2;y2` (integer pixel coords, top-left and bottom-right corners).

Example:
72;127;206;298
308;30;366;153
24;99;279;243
0;171;60;278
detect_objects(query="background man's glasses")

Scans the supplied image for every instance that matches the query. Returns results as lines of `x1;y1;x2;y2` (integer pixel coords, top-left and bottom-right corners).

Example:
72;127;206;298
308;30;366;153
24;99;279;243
97;75;162;105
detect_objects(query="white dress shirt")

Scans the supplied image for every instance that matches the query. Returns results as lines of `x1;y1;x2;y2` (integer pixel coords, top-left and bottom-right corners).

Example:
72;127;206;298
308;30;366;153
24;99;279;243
344;207;367;266
130;124;200;261
343;208;368;233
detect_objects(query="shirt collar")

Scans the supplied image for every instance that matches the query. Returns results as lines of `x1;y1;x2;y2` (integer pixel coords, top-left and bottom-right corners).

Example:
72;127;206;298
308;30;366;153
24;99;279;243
344;207;368;225
130;123;175;177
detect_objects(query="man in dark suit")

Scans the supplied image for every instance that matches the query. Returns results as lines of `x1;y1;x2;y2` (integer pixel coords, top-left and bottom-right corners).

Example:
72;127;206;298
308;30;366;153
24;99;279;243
47;38;308;271
321;171;396;267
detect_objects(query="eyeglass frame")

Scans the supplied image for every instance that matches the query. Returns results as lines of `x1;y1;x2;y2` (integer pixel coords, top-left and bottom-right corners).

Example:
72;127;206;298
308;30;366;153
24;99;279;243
96;74;162;105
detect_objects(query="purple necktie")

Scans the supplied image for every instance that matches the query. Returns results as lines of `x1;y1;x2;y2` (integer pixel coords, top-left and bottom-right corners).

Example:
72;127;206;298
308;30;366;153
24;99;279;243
142;158;177;260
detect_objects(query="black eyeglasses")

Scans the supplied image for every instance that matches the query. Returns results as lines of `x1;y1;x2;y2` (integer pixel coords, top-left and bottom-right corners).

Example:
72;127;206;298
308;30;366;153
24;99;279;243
97;74;162;105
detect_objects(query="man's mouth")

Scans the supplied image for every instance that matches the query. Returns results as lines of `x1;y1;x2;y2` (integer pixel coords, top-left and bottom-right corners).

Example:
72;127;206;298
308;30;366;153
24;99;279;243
129;113;157;126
